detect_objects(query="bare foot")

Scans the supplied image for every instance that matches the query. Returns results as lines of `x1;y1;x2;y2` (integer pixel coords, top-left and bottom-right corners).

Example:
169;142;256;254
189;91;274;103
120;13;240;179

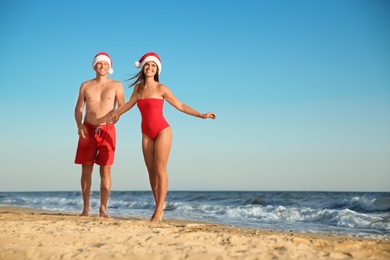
151;210;164;222
99;206;110;218
79;206;91;216
99;212;110;218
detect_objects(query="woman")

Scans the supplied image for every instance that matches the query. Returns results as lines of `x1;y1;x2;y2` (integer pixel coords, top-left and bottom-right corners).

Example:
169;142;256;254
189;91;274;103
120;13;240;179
108;52;216;221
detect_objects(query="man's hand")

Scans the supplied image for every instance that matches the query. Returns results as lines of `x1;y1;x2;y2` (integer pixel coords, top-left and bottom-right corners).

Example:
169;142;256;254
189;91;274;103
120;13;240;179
108;113;119;124
78;124;87;139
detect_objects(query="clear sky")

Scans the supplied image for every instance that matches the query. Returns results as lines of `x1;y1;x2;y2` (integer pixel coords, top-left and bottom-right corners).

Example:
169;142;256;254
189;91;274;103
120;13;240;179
1;0;389;192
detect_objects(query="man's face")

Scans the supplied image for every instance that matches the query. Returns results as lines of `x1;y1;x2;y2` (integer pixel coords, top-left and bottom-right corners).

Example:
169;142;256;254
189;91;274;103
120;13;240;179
95;61;110;74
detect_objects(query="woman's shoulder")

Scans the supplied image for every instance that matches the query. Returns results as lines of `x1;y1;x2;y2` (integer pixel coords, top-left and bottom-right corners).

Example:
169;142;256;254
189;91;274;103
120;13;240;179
157;83;169;91
134;83;141;90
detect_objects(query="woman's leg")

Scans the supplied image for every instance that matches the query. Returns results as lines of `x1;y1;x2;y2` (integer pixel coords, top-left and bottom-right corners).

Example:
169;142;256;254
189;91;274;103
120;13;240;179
152;127;172;221
142;135;158;204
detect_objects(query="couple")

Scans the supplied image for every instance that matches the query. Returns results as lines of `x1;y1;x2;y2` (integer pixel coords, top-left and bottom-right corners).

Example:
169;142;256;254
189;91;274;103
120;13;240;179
74;52;216;221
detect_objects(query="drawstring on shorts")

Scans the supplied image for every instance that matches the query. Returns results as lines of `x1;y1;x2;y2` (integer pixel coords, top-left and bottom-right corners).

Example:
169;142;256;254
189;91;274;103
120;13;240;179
95;126;102;137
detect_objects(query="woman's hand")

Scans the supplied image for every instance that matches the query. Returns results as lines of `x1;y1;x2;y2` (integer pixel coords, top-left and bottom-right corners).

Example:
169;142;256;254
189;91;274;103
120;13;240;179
202;112;216;120
108;112;119;124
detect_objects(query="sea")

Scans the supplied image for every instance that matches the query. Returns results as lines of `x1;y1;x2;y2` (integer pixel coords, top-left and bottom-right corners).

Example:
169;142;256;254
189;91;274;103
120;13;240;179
1;191;389;240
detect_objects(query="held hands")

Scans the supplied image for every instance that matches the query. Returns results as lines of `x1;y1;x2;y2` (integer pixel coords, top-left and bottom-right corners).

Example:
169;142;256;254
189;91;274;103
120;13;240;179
97;113;119;126
108;112;119;125
202;112;216;120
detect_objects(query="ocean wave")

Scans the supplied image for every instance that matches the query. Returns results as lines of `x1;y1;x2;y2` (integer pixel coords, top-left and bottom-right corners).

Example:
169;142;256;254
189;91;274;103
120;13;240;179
246;196;266;205
1;191;389;239
349;196;390;212
196;204;390;233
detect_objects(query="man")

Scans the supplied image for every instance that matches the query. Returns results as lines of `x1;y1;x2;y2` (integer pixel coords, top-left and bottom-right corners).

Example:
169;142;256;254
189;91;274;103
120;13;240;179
74;52;125;217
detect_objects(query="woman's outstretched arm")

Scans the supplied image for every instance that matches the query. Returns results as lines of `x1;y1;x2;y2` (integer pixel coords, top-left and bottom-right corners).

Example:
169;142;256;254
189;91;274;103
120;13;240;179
163;84;216;120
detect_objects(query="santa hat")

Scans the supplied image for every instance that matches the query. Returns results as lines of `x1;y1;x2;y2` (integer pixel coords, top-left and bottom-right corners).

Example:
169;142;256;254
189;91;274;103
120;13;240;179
134;52;162;74
92;52;114;74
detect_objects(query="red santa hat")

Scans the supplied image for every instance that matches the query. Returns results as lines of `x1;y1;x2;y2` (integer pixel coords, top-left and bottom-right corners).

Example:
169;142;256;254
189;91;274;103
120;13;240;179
92;52;114;74
134;52;162;74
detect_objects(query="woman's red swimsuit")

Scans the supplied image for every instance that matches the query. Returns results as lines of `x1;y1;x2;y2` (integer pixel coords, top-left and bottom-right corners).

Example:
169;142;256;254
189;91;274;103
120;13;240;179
137;98;170;141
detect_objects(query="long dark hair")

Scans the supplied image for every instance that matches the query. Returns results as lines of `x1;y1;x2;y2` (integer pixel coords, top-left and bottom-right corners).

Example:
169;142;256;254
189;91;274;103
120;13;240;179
128;64;160;94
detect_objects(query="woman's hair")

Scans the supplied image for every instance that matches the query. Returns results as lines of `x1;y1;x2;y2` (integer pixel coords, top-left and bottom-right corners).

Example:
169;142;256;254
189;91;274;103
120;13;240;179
128;64;160;94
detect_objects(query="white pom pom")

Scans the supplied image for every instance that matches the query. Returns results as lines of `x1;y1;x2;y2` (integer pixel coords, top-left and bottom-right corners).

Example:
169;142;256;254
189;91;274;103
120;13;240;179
134;61;141;68
108;68;113;74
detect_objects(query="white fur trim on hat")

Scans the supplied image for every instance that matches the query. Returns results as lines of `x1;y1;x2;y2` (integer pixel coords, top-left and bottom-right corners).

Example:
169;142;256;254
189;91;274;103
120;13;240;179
134;53;162;74
92;53;114;74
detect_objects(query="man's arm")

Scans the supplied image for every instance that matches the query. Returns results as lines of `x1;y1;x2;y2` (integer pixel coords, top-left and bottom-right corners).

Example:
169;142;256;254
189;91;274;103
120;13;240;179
75;83;87;138
116;82;126;109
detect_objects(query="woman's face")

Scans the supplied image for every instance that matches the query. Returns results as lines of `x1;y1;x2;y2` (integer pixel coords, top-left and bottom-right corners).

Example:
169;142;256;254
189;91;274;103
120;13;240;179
143;61;158;76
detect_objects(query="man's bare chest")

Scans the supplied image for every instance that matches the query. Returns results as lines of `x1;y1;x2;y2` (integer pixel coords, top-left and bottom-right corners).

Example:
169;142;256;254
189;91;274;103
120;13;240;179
85;87;115;102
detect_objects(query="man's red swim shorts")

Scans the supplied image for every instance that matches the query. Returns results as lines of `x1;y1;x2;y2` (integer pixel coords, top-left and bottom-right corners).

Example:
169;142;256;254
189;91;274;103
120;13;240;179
74;122;116;166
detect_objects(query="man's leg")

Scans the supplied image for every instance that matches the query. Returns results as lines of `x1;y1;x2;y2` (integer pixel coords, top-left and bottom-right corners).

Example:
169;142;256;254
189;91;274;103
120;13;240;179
80;164;93;216
99;165;112;217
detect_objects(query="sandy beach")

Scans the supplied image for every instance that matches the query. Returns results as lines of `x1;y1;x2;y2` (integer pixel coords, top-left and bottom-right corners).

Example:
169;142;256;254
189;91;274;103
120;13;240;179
0;206;389;260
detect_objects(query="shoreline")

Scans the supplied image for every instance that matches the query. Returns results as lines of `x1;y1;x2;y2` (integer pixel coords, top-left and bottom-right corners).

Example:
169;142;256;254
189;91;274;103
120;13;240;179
1;206;389;259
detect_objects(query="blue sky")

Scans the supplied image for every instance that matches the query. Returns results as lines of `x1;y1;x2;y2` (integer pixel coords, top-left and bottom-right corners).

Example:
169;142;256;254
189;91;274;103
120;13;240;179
1;0;389;192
